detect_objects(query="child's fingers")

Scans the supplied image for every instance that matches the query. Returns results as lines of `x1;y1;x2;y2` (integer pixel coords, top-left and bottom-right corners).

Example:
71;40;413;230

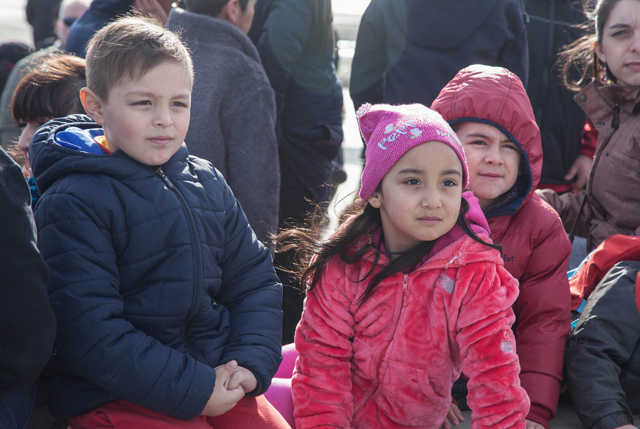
227;385;245;404
451;404;464;422
214;360;238;388
227;371;242;391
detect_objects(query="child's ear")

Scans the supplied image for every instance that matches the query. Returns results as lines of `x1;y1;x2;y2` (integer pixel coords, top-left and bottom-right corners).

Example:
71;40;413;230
220;0;239;25
80;87;106;126
368;191;382;209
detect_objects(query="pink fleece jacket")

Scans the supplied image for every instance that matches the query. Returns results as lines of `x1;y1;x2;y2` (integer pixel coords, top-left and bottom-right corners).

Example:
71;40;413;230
292;228;530;428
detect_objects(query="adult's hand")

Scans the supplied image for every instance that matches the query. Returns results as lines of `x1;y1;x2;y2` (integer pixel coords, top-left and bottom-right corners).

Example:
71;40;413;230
564;154;593;190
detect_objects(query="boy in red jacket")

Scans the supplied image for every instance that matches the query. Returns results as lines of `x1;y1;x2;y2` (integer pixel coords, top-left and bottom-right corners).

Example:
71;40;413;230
432;65;572;429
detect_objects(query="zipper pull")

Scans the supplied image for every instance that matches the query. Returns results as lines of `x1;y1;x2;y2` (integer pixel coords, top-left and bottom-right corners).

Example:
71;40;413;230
155;166;174;187
403;274;408;291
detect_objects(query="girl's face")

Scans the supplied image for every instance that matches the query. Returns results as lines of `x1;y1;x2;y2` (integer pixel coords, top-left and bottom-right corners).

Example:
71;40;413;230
455;122;521;210
17;120;47;178
368;141;463;254
596;0;640;87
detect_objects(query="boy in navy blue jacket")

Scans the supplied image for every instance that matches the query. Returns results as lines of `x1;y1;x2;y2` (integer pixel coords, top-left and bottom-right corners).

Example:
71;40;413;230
30;15;287;428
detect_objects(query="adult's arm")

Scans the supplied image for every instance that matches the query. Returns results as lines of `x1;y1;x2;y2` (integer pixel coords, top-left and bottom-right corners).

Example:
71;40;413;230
223;83;279;246
292;259;355;429
35;189;216;420
456;261;530;429
256;0;312;127
216;173;283;396
0;148;55;390
565;261;640;429
513;211;572;428
536;188;594;238
349;0;388;111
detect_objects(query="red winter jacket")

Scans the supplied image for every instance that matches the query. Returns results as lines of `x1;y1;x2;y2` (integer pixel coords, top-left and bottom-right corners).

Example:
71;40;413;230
292;233;530;428
432;65;572;429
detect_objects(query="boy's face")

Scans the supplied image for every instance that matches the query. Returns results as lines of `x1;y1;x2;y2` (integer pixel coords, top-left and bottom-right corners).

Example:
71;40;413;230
91;61;191;166
454;121;521;210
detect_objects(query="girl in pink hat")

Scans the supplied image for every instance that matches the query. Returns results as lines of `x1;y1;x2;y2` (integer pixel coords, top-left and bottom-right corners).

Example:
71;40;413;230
276;103;530;428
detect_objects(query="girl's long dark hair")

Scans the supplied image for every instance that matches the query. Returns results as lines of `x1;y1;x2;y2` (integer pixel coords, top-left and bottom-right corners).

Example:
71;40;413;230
308;0;333;52
557;0;626;91
275;197;501;305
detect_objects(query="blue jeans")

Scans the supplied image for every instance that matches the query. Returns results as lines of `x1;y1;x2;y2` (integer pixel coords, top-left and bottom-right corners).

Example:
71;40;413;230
0;382;38;429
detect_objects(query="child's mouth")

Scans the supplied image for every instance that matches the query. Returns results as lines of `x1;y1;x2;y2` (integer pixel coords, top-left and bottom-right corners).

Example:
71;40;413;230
150;136;172;146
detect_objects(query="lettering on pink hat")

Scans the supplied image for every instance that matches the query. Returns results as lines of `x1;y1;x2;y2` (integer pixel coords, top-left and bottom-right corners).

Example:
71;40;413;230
376;122;423;150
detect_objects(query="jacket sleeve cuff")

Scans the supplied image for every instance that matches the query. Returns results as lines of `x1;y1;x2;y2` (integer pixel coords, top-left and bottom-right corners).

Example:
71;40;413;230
579;146;595;159
592;412;635;429
526;404;551;429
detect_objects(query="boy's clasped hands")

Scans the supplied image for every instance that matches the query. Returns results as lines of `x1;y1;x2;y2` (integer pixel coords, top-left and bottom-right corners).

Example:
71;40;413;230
202;361;257;417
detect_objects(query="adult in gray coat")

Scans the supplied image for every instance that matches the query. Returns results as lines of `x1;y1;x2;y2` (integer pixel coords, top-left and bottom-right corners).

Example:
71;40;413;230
167;0;279;246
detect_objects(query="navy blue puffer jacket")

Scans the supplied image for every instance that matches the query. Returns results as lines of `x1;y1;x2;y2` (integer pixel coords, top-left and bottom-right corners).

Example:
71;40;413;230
30;115;283;420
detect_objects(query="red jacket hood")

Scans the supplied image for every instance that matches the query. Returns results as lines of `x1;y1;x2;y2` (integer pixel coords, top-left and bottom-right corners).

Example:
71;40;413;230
431;65;543;218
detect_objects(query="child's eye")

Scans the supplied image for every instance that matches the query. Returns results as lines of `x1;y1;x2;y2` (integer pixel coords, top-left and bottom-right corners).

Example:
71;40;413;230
442;179;457;187
171;101;188;108
469;140;486;146
503;143;519;151
612;29;629;37
404;178;420;186
134;101;151;106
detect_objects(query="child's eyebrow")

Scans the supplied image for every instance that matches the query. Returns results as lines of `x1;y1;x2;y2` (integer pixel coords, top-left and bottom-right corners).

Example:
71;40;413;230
396;168;461;176
466;132;512;144
126;90;157;97
397;168;424;175
441;169;461;176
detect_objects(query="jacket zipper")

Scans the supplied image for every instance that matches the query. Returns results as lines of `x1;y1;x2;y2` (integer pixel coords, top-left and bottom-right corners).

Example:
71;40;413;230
155;166;207;363
352;274;409;421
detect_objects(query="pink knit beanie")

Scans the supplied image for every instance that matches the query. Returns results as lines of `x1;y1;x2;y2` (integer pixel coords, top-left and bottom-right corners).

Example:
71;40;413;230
357;103;469;201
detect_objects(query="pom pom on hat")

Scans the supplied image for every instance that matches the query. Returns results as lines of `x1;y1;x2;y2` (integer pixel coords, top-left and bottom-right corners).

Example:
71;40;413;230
357;103;469;201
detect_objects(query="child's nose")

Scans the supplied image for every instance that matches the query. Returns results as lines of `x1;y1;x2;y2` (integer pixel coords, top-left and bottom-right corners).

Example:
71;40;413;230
421;187;443;208
154;108;173;127
484;145;504;165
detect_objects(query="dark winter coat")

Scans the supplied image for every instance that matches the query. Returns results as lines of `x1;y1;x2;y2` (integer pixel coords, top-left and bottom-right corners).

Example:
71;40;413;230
0;146;56;391
525;0;588;187
432;65;571;429
167;9;279;245
65;0;133;57
565;261;640;429
350;0;528;111
250;0;343;220
30;115;283;419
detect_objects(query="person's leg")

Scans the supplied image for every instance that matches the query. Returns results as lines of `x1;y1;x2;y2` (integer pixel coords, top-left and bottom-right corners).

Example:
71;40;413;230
206;396;290;429
0;381;38;429
274;343;299;379
264;344;297;427
264;379;294;428
67;400;211;429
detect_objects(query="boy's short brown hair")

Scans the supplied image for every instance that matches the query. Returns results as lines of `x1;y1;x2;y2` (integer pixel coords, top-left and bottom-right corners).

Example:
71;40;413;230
85;14;193;102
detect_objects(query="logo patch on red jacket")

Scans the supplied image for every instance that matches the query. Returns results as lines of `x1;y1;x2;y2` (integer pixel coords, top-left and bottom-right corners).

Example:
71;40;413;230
501;341;514;353
436;274;454;294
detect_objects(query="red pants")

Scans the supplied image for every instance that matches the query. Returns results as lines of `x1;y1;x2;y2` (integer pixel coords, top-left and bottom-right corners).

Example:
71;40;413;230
67;396;291;429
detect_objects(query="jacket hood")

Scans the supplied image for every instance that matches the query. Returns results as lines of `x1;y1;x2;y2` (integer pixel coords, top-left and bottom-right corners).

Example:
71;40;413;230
395;0;501;50
431;65;542;218
30;114;189;193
